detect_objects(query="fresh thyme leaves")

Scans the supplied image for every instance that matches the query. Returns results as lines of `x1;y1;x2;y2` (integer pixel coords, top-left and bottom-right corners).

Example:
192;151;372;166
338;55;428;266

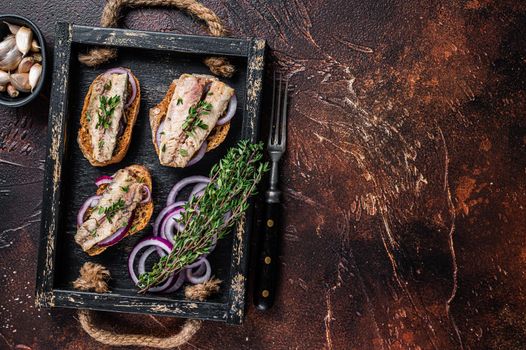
137;140;269;291
177;97;183;105
86;112;91;122
182;100;211;137
103;80;112;91
98;198;126;223
121;185;129;193
162;144;166;153
98;139;104;149
96;95;121;129
179;148;188;157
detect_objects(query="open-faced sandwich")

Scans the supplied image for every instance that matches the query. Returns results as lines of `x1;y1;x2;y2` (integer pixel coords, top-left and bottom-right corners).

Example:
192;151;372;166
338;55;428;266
75;164;153;256
78;67;141;167
149;73;237;168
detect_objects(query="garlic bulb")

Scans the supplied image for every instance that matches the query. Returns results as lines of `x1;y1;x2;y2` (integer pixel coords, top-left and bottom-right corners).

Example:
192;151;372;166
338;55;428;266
17;56;34;73
10;73;31;92
3;21;20;35
0;70;9;85
28;63;42;92
15;26;32;56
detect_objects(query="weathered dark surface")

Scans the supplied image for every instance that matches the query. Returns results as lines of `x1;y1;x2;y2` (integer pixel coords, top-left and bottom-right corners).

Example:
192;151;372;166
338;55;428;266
1;0;525;349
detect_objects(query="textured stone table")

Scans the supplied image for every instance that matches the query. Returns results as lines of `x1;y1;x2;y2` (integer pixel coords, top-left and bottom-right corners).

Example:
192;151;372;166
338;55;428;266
1;1;525;349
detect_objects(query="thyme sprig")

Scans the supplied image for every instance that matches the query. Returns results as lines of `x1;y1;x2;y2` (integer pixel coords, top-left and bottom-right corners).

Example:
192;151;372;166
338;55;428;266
96;95;121;129
137;140;269;291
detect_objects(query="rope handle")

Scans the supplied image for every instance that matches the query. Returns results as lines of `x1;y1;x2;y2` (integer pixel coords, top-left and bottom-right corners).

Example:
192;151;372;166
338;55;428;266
73;262;221;348
79;0;235;77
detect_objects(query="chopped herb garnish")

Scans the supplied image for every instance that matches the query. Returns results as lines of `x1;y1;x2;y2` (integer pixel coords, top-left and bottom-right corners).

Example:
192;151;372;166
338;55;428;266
182;100;210;137
96;95;121;129
98;139;105;149
162;144;166;152
103;80;112;91
121;185;129;193
98;198;126;223
179;148;188;157
177;98;183;105
86;112;91;122
208;92;213;96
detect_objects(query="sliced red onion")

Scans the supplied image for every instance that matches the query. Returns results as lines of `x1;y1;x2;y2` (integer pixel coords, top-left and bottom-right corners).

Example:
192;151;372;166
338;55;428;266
216;94;237;126
156;119;165;148
117;119;125;137
76;195;101;227
140;184;151;204
95;175;113;187
190;182;208;198
186;141;208;167
153;201;187;236
97;214;134;247
161;209;184;244
186;258;211;284
163;271;186;294
128;237;174;292
166;176;210;205
136;246;174;292
104;68;137;108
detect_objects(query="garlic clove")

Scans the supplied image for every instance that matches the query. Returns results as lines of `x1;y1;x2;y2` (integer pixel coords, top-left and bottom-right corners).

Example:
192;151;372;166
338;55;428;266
17;56;34;73
30;39;40;53
10;73;31;92
28;63;42;92
7;83;19;98
3;21;20;35
0;35;16;58
0;46;22;71
15;26;33;56
32;53;42;63
0;70;9;85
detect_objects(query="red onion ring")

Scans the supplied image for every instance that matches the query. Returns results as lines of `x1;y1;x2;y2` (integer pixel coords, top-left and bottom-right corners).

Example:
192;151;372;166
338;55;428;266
153;201;187;236
76;195;101;227
161;208;184;244
186;258;211;284
104;68;137;108
97;214;134;247
186;141;208;167
162;271;186;294
140;184;151;204
190;182;207;199
216;94;237;126
166;176;210;205
95;175;113;187
128;237;175;292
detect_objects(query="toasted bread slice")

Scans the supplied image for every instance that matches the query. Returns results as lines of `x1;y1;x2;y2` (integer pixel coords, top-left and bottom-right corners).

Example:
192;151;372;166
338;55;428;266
149;76;231;164
85;164;153;256
78;68;141;167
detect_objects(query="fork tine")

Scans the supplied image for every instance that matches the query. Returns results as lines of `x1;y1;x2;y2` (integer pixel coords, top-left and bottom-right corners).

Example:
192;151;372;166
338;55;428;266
280;78;288;147
268;71;277;145
273;73;282;145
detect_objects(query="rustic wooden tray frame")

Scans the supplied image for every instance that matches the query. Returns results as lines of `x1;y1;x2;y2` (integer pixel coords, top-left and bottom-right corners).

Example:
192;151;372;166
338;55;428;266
35;23;265;324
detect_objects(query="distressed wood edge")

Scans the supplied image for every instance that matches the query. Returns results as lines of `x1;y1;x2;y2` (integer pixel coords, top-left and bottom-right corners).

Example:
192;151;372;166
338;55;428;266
226;38;266;324
35;22;73;308
71;25;250;57
51;290;228;320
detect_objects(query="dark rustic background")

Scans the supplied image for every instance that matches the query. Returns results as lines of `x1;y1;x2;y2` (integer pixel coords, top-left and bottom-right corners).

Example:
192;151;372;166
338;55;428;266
1;0;525;349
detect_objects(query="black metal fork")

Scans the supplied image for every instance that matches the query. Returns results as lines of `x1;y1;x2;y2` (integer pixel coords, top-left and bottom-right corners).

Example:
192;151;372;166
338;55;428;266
254;73;288;310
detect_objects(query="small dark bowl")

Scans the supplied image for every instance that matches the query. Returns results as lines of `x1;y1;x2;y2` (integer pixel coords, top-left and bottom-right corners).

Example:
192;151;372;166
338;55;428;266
0;14;46;108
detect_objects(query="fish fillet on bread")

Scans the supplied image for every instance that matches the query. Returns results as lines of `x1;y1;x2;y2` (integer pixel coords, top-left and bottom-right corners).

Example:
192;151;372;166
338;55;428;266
78;67;141;167
149;73;236;168
75;164;153;256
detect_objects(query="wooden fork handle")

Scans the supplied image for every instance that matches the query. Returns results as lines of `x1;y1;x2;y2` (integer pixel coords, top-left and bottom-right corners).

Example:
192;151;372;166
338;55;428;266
254;201;280;310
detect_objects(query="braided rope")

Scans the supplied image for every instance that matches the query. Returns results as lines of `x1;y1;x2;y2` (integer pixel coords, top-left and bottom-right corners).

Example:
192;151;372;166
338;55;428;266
79;0;234;77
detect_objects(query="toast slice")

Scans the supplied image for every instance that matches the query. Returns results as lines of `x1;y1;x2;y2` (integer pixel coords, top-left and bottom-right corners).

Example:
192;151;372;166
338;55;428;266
149;75;231;166
78;68;141;167
79;164;154;256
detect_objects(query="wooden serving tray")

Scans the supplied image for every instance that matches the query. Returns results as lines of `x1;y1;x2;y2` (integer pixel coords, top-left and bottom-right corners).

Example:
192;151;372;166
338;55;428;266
35;23;265;324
